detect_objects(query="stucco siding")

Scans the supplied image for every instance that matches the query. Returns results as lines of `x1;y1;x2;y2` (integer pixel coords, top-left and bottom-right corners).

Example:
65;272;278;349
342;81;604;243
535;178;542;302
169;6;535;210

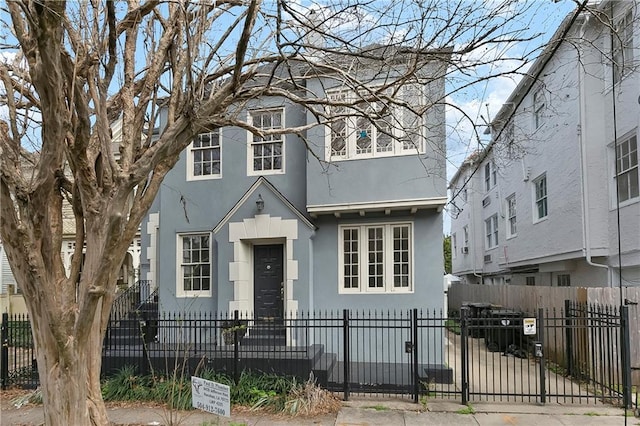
311;209;444;312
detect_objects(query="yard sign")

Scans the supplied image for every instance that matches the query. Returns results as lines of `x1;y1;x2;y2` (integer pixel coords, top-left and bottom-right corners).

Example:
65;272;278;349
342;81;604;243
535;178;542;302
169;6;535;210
191;376;231;417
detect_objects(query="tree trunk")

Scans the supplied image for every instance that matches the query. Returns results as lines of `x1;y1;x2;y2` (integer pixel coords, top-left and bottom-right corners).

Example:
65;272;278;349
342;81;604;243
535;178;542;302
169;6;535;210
31;305;110;426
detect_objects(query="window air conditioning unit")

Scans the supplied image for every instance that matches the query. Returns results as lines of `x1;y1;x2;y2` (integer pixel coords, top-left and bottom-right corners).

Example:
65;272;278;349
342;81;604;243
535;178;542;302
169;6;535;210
484;254;492;263
461;247;469;254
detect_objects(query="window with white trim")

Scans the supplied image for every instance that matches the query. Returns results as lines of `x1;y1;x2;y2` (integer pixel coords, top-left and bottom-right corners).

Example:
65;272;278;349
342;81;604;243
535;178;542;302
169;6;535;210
327;87;423;161
188;130;221;180
452;233;457;259
613;9;634;85
615;133;638;203
249;109;284;175
503;120;516;159
506;194;517;238
533;89;545;129
484;161;496;191
533;174;548;221
463;226;469;251
485;214;498;250
338;223;413;293
177;233;211;297
557;274;571;287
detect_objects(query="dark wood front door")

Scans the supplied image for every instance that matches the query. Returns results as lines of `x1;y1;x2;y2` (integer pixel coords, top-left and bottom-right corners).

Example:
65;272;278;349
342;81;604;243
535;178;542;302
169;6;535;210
254;244;284;320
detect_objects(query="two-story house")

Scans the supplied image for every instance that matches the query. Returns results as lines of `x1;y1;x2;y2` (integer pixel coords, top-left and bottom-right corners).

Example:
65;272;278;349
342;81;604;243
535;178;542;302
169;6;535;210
139;47;450;321
450;2;639;288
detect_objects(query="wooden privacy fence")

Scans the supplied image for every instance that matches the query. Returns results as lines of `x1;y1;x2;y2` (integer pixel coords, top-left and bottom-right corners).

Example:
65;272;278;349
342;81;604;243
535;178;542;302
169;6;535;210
448;283;640;386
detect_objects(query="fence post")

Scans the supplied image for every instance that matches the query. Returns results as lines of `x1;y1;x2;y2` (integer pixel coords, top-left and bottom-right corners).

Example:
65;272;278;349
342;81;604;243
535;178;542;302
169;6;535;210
233;310;240;384
460;306;469;405
537;307;546;405
412;308;419;403
564;300;574;377
621;305;632;409
1;313;8;390
343;309;350;401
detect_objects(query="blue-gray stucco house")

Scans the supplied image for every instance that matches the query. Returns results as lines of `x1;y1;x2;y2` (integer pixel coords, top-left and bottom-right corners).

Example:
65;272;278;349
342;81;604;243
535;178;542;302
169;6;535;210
139;49;449;321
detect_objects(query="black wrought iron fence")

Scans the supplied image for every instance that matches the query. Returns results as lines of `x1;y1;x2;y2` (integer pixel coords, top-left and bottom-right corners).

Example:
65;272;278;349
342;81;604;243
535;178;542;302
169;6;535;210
1;313;37;389
1;303;635;412
101;308;455;401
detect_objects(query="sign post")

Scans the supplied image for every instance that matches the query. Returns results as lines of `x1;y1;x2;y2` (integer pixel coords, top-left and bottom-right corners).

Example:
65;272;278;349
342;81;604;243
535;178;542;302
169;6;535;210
191;376;231;418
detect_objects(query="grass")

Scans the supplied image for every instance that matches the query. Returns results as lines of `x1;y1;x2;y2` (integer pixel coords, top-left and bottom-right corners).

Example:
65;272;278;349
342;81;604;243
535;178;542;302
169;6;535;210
365;404;390;411
456;404;475;415
445;319;461;335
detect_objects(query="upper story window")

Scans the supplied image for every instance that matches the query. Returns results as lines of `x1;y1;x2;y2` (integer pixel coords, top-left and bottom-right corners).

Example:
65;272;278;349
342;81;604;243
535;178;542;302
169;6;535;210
248;109;284;175
615;133;638;203
506;194;517;238
484;161;496;191
485;214;498;250
533;89;545;129
188;130;221;180
327;87;423;161
452;233;457;259
613;9;634;85
463;225;469;251
177;233;211;298
533;173;548;222
338;222;413;294
503;120;516;159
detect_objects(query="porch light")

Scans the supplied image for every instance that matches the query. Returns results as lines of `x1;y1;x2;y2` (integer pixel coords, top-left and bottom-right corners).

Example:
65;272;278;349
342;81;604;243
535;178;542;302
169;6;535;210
256;194;264;211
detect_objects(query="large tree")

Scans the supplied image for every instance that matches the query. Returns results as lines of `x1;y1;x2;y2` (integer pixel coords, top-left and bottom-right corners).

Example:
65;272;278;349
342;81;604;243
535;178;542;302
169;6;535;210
0;0;578;424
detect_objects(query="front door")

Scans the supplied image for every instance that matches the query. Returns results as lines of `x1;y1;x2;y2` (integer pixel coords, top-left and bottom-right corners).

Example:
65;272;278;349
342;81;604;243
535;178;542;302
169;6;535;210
254;244;284;320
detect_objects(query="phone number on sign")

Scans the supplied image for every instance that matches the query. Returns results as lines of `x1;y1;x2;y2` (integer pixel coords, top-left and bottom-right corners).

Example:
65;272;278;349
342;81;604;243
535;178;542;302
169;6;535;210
195;401;227;416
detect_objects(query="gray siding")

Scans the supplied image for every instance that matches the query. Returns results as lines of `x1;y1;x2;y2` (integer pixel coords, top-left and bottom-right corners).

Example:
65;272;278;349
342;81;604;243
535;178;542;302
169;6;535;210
311;210;444;312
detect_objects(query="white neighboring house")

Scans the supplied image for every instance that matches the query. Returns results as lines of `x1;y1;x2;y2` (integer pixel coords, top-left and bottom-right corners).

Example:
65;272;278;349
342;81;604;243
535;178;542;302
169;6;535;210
449;2;640;288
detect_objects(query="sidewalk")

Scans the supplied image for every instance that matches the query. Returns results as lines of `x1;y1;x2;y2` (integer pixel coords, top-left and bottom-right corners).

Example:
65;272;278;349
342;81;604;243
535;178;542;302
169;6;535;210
0;397;634;425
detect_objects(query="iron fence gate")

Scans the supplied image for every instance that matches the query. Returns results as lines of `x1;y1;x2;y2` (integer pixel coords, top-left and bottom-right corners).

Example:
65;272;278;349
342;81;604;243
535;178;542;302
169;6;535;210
458;303;633;408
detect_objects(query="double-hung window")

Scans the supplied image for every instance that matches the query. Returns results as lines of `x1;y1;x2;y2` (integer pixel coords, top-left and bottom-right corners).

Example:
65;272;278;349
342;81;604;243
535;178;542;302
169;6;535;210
503;121;516;159
613;9;634;85
463;226;469;251
452;233;457;259
615;133;639;203
533;174;548;221
339;223;413;293
188;131;221;180
327;87;423;161
484;161;496;191
506;194;517;238
533;89;545;129
485;214;498;250
177;233;211;297
249;109;284;175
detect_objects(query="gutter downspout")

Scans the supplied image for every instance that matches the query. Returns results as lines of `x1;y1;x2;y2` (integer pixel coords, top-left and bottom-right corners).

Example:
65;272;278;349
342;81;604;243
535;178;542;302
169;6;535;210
577;15;610;283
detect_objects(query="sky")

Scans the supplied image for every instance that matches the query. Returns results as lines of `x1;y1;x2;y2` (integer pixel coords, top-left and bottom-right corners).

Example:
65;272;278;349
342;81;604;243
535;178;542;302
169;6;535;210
442;0;578;234
1;0;579;235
